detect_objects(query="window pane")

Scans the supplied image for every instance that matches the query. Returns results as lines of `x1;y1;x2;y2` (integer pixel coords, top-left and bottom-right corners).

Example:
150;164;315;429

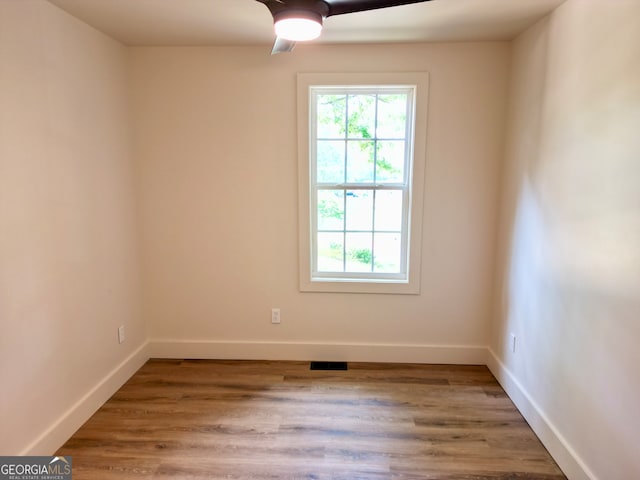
376;94;408;138
317;140;345;183
376;141;405;183
374;233;401;273
317;95;346;138
345;232;373;272
374;190;403;231
346;190;373;231
346;140;374;183
317;232;344;272
317;190;344;230
347;94;376;139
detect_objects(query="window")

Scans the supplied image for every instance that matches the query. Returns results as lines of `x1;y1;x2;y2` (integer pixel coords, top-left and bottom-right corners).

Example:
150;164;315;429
298;73;429;294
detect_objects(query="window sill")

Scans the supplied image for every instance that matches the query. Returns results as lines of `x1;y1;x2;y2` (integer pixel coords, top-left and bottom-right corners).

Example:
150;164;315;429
300;277;420;294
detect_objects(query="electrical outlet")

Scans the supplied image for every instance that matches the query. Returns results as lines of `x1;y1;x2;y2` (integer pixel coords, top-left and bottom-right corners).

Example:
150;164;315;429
271;308;281;324
510;333;516;353
118;325;125;344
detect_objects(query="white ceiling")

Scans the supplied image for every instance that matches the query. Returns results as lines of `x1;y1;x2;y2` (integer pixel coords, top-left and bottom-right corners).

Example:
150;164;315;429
47;0;566;47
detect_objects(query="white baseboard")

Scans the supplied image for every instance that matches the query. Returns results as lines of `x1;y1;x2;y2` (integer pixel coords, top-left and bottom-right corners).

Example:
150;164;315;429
18;338;591;480
20;341;150;456
149;339;488;365
486;348;596;480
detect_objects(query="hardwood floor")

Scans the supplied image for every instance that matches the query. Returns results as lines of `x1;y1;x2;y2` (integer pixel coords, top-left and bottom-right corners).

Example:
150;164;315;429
57;359;566;479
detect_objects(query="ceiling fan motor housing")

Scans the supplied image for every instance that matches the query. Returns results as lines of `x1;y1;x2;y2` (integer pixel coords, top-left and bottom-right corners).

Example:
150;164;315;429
273;8;325;26
267;0;331;22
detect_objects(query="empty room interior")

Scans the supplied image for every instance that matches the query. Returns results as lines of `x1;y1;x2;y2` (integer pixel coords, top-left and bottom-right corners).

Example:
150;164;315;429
1;0;639;478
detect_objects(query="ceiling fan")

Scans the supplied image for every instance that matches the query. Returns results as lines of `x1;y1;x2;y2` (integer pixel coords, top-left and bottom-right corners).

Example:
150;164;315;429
256;0;433;54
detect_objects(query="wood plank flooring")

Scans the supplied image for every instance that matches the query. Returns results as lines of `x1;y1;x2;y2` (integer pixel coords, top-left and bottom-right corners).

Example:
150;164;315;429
57;359;566;479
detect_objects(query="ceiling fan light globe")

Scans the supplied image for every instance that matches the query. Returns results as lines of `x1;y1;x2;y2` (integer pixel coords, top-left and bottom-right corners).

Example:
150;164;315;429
275;17;322;41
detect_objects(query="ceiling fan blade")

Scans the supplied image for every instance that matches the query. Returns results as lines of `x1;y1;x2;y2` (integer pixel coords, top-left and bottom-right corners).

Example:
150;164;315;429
326;0;432;17
272;36;296;54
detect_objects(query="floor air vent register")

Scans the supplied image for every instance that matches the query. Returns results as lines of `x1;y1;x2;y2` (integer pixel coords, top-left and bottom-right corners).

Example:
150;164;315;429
309;361;348;371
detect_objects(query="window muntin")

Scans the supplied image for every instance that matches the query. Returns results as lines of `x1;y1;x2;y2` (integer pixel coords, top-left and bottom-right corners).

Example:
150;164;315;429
310;87;416;282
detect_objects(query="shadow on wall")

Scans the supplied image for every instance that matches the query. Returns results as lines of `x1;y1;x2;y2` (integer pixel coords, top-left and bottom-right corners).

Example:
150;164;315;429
499;147;640;479
491;2;640;477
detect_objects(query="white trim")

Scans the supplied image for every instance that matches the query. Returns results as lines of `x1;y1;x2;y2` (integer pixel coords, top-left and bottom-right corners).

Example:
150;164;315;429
19;342;150;455
16;338;595;480
486;348;597;480
297;72;429;294
150;339;487;365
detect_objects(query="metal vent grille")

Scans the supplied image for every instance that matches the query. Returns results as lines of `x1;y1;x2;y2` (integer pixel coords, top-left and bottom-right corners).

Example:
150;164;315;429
310;361;348;371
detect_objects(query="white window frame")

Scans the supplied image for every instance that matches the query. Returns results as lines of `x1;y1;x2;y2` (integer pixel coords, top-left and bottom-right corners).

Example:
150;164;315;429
298;73;429;294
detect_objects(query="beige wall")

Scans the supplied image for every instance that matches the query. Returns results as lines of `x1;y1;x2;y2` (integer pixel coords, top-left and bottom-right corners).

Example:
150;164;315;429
130;43;509;358
0;1;144;454
3;1;638;476
491;0;640;478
